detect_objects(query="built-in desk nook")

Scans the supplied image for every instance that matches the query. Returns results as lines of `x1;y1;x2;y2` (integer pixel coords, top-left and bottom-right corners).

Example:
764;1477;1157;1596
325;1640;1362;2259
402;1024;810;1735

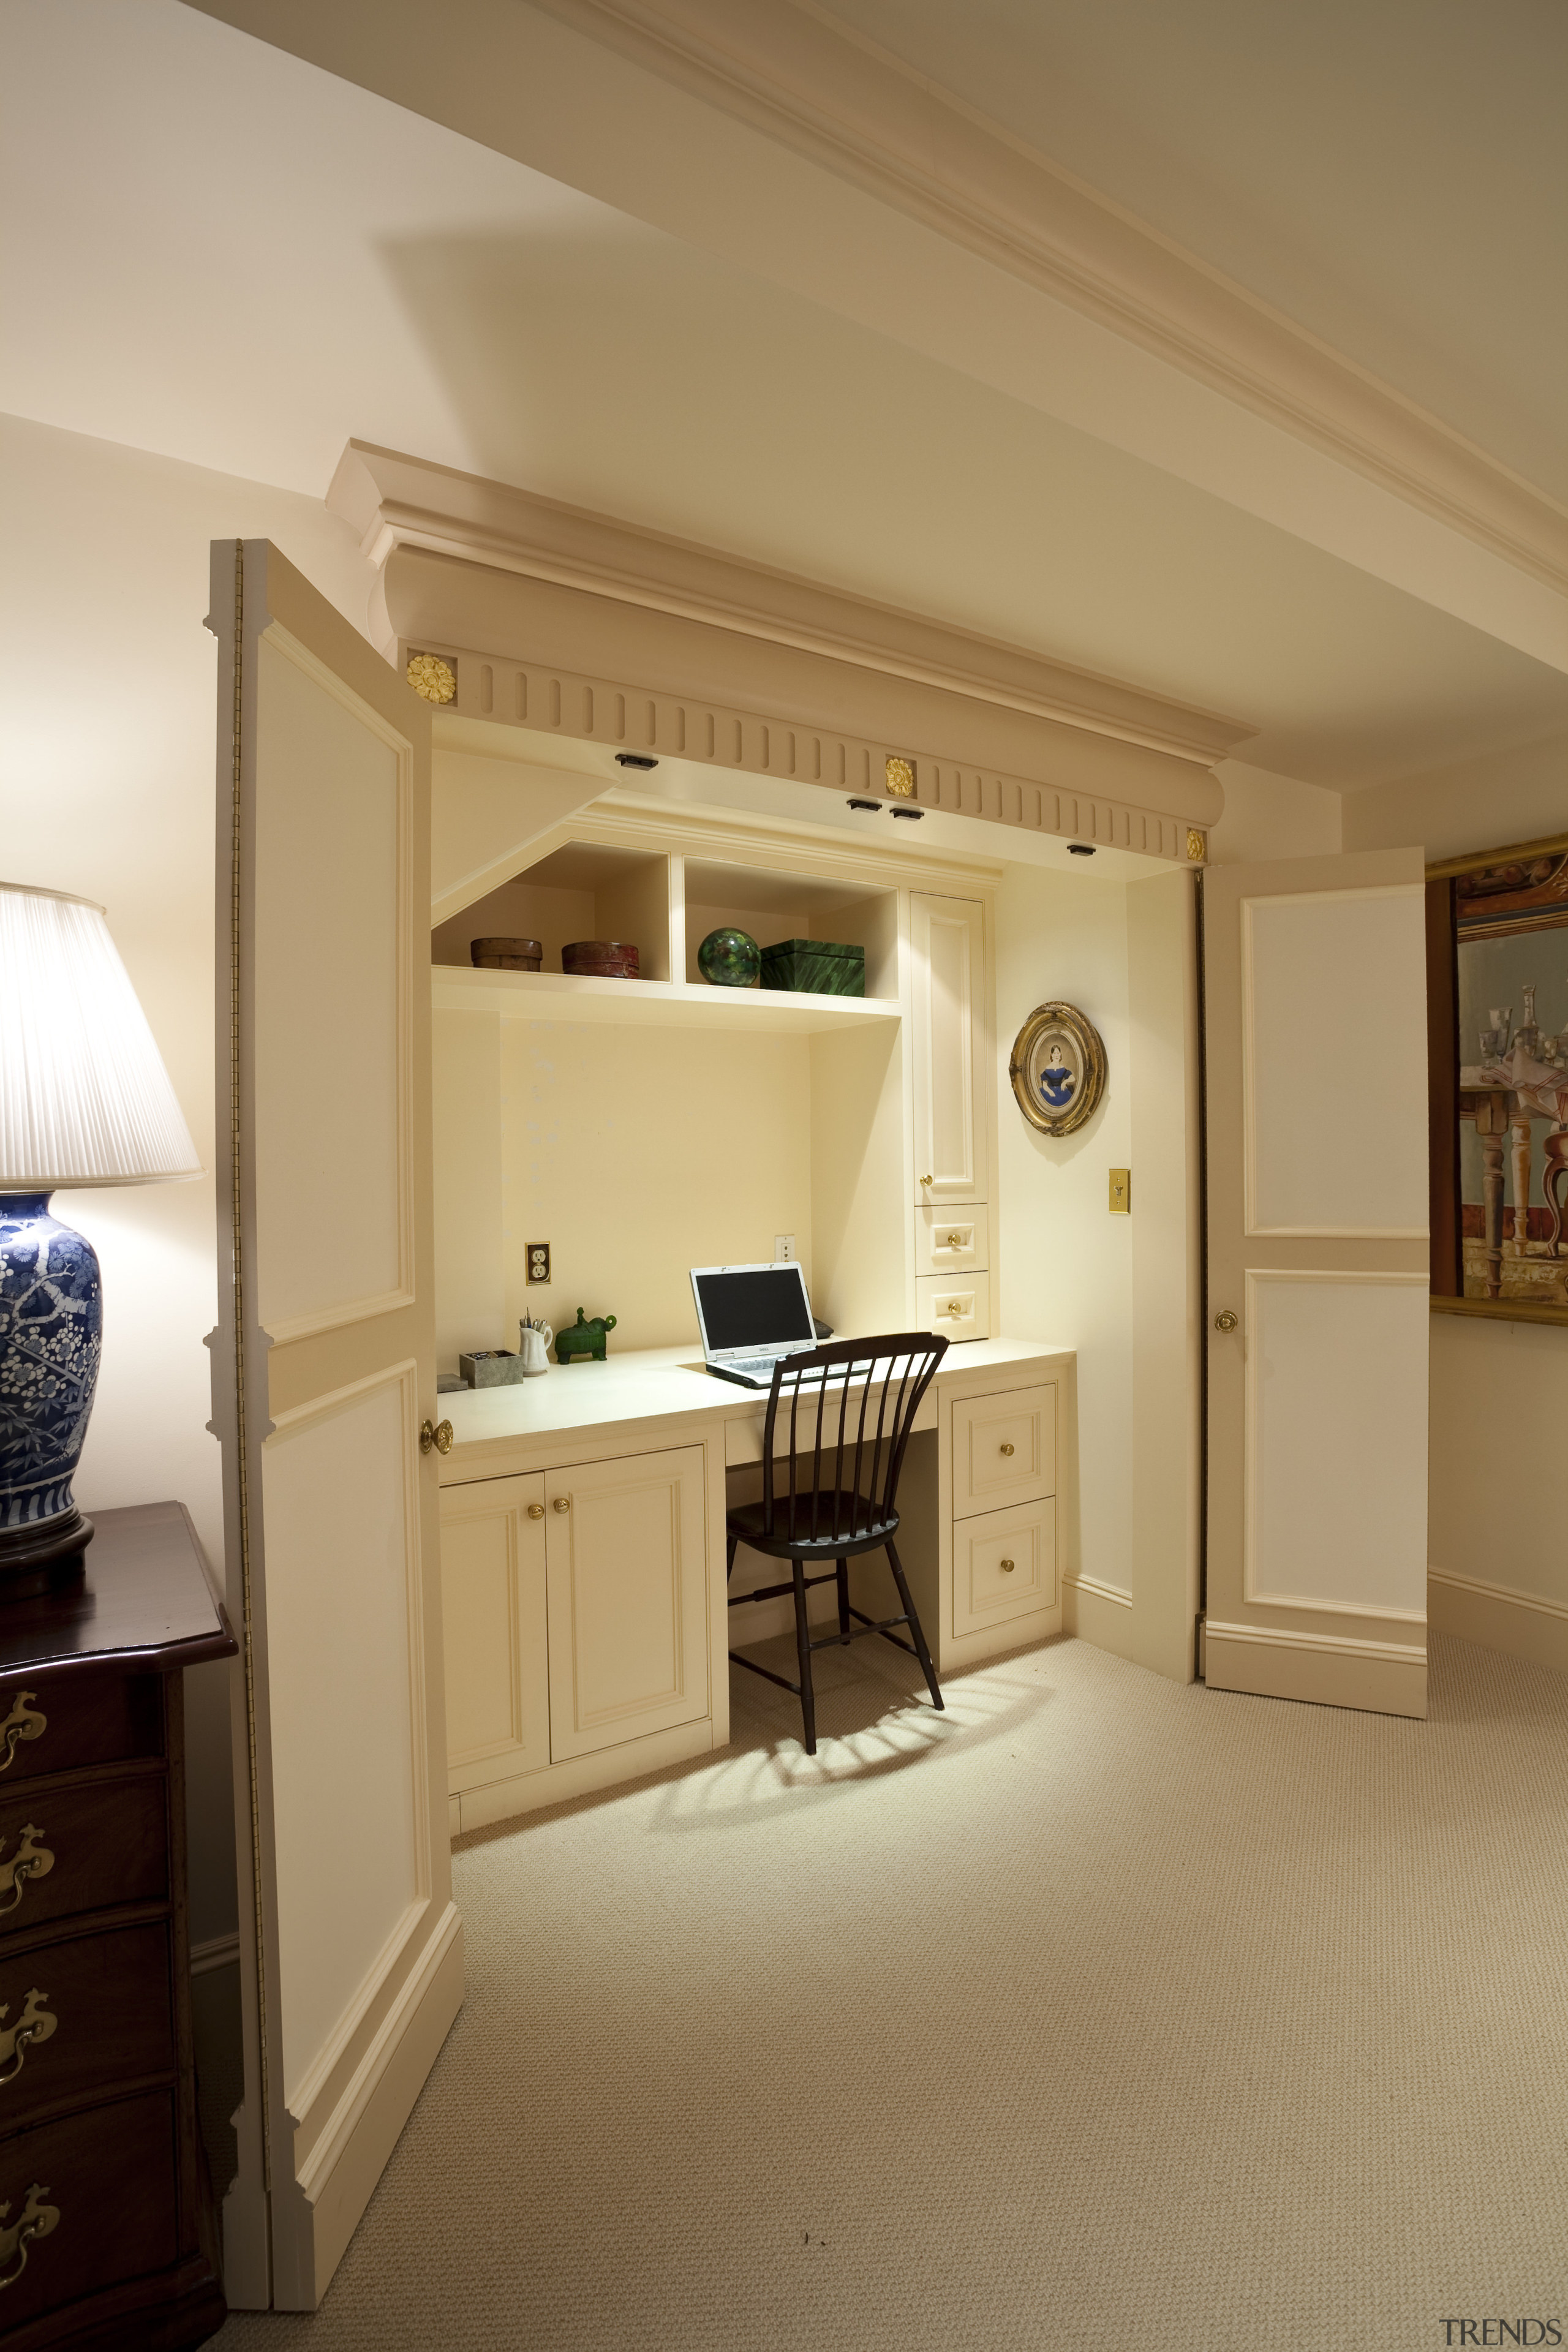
435;1336;1074;1834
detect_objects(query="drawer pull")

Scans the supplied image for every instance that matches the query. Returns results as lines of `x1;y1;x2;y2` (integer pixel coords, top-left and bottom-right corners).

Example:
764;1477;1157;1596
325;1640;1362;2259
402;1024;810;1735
0;2182;59;2290
945;1231;965;1250
0;1991;55;2088
0;1697;45;1775
526;1503;545;1520
552;1497;571;1514
0;1827;53;1918
1000;1558;1016;1573
999;1442;1014;1456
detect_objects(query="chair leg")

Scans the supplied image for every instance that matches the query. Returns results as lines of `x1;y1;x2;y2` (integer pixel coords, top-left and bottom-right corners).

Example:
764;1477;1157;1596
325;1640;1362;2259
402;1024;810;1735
791;1558;818;1754
835;1557;851;1645
884;1539;943;1711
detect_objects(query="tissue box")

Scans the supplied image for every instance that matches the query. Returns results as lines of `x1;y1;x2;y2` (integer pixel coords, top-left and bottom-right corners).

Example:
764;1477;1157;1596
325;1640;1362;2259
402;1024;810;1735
459;1349;527;1388
759;938;865;997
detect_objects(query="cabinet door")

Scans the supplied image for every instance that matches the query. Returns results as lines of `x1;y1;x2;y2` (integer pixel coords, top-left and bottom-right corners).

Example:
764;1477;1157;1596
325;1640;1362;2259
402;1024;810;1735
545;1448;707;1762
440;1476;549;1795
951;1384;1055;1518
911;893;986;1205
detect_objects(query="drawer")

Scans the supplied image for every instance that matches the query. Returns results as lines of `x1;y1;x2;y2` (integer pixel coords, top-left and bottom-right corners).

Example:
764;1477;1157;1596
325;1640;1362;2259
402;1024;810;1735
952;1498;1058;1639
951;1383;1056;1518
915;1205;989;1278
0;1922;173;2132
0;1773;168;1945
0;1671;162;1787
0;2086;178;2330
916;1271;990;1344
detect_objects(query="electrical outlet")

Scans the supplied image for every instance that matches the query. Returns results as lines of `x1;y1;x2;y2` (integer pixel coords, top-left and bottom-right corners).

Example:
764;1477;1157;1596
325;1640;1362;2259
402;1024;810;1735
526;1242;551;1284
774;1234;796;1262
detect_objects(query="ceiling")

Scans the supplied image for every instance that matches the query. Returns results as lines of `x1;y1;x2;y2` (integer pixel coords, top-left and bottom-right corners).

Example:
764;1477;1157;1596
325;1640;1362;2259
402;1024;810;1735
4;0;1565;793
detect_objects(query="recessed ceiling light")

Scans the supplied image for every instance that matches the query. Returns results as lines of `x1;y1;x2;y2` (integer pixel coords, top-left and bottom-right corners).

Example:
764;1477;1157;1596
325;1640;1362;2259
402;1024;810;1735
615;753;658;770
1068;843;1095;856
890;806;924;820
846;797;882;812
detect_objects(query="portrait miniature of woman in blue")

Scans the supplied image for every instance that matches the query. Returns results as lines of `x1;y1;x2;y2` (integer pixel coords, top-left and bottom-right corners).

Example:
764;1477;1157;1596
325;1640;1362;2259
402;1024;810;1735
1039;1045;1076;1108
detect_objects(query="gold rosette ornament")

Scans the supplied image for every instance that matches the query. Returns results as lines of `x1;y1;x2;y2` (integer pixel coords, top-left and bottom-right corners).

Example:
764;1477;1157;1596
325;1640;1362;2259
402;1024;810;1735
406;652;457;706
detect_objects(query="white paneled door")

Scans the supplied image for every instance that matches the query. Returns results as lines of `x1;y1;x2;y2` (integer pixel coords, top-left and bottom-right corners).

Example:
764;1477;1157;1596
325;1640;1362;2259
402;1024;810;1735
1204;851;1430;1717
208;543;461;2310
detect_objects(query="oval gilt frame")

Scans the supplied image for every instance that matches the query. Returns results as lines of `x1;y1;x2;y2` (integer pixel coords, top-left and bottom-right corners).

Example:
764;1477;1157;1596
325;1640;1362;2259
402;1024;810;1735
1009;1001;1107;1137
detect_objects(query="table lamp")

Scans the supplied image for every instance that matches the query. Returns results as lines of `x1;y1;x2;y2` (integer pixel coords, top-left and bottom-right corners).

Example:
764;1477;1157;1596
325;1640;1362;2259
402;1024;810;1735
0;883;201;1590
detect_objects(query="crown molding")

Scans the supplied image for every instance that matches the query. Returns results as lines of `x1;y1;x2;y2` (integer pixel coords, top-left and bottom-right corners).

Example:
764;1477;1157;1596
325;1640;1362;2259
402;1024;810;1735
524;0;1568;597
330;440;1251;770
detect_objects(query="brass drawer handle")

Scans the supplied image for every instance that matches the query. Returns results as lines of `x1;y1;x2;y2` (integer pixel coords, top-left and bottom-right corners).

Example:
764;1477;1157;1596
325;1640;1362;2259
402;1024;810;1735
526;1503;545;1520
552;1497;571;1514
945;1231;965;1250
1000;1558;1016;1574
0;1828;52;1919
420;1419;454;1456
999;1442;1014;1456
0;2182;59;2290
0;1991;55;2087
0;1698;45;1776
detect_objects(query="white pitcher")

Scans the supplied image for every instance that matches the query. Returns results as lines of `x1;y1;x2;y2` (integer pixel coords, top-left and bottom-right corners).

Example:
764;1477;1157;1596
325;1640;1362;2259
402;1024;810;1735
519;1321;552;1376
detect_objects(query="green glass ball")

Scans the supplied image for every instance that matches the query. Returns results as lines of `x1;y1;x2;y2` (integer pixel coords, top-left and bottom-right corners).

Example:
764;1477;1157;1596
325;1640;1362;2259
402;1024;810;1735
697;927;761;987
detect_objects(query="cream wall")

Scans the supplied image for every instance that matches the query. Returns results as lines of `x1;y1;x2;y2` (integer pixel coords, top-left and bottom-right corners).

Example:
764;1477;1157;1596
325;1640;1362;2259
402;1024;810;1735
993;864;1134;1602
0;412;381;1945
1346;737;1568;1668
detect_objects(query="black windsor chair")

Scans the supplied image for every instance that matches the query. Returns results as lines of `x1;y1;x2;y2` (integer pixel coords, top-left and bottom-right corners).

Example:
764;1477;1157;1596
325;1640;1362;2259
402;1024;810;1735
725;1333;949;1754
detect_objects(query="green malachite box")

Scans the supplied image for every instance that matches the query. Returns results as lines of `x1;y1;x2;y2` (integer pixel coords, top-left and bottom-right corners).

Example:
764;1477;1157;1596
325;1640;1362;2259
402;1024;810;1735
759;938;865;997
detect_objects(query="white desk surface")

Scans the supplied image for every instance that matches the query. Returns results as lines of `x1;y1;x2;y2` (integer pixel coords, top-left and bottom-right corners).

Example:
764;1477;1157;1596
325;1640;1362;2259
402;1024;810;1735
437;1335;1071;1482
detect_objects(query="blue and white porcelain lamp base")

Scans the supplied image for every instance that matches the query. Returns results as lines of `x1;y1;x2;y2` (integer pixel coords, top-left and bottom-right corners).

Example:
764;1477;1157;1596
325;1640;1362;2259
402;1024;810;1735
0;1193;102;1588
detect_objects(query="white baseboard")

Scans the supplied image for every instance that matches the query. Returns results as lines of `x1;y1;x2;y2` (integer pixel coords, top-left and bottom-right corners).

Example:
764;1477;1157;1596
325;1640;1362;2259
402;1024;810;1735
1204;1618;1427;1717
1429;1567;1568;1675
453;1716;718;1836
1064;1572;1138;1665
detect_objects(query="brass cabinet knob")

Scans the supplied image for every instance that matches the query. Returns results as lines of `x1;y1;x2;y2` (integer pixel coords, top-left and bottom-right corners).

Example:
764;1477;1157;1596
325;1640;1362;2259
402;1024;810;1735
552;1496;571;1514
999;1442;1015;1456
1000;1558;1015;1573
420;1419;453;1456
946;1231;965;1249
920;1173;933;1186
1213;1310;1238;1334
526;1503;545;1520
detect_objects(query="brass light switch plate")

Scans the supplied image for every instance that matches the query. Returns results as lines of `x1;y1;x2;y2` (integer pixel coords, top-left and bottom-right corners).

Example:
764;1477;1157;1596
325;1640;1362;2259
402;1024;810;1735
1109;1169;1131;1214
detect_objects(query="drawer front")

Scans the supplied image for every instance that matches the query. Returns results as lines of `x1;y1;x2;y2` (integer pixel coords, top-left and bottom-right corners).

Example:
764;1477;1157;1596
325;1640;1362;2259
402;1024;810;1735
0;1923;173;2133
0;1672;162;1787
0;2086;178;2329
916;1271;990;1345
952;1498;1058;1638
0;1776;167;1945
915;1205;989;1278
951;1383;1056;1519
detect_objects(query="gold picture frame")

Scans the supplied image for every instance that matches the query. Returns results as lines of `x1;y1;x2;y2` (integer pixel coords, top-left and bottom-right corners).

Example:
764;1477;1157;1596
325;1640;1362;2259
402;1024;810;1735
1427;829;1568;1327
1008;1001;1107;1137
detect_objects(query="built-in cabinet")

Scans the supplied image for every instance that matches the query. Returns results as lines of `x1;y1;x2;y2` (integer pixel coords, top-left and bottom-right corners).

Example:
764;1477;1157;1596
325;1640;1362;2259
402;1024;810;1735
441;1444;710;1831
910;891;991;1340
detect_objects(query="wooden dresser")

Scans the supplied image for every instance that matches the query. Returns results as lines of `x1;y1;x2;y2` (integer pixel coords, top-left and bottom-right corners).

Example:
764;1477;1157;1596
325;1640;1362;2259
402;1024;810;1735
0;1502;235;2349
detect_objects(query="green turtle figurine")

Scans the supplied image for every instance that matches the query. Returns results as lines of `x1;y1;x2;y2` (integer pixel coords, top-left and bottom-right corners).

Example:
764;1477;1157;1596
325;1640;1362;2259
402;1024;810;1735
555;1308;617;1365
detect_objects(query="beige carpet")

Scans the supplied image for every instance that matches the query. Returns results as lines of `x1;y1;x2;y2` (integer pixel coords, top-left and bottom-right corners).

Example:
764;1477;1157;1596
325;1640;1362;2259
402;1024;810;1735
213;1627;1568;2351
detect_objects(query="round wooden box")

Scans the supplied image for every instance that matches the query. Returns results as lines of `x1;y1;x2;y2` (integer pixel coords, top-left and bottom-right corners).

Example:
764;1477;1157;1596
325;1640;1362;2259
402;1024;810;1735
471;937;543;971
561;940;640;979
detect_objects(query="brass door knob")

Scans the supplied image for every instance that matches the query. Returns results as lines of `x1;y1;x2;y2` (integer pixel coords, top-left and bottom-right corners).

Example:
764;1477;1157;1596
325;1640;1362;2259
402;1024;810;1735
1000;1558;1015;1573
1213;1310;1238;1333
420;1419;453;1456
526;1503;545;1520
552;1496;571;1514
1000;1442;1015;1456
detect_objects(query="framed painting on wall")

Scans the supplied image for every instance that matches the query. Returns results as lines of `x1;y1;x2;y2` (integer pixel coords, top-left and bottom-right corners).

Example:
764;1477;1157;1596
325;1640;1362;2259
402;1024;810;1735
1427;831;1568;1324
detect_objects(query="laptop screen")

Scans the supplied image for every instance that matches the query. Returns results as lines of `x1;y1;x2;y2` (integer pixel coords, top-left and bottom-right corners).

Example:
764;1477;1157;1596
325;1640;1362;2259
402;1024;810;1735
692;1265;814;1355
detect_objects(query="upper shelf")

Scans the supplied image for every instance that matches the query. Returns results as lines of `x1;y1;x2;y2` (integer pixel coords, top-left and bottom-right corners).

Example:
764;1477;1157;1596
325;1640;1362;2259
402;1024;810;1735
431;964;902;1034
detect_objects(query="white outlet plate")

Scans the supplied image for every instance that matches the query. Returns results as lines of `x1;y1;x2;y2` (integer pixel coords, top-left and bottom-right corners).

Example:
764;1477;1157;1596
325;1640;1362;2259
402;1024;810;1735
774;1235;796;1262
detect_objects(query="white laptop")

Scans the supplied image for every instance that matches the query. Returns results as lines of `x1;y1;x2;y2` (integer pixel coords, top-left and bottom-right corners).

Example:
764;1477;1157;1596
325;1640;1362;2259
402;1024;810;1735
690;1262;820;1390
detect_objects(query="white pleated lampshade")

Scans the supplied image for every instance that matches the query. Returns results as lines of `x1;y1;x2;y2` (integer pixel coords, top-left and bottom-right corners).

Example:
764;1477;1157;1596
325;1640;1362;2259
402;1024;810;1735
0;882;202;1189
